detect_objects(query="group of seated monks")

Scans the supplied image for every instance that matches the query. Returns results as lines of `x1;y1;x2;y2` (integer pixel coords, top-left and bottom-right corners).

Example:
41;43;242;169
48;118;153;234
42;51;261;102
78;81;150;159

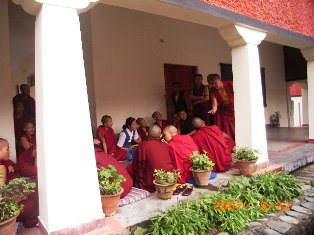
95;112;233;194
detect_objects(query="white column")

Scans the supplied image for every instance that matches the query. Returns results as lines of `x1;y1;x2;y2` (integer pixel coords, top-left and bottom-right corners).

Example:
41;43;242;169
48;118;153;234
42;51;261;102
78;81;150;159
0;0;17;160
301;47;314;142
219;24;268;164
34;2;103;233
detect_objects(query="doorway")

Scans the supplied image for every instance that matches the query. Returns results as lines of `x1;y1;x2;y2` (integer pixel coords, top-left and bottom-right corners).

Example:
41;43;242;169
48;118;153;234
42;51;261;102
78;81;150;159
164;64;197;120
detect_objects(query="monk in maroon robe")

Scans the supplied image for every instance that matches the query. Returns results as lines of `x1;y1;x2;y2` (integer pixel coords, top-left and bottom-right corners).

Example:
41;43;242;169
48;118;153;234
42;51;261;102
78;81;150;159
178;110;195;135
208;74;235;152
163;126;199;183
13;84;36;119
192;118;232;172
14;102;34;146
94;148;132;198
0;138;39;227
97;115;127;161
152;111;170;131
136;118;149;141
18;147;37;179
128;125;175;192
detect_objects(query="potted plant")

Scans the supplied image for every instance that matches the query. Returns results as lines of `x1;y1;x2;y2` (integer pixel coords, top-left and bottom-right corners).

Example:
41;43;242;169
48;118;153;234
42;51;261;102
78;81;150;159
270;111;281;127
98;165;126;216
234;146;260;176
0;178;36;235
189;151;215;186
153;169;180;200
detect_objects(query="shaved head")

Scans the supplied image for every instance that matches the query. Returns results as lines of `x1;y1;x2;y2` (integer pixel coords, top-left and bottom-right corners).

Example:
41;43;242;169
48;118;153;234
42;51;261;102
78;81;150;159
192;117;205;130
0;138;8;150
148;125;162;140
163;125;178;135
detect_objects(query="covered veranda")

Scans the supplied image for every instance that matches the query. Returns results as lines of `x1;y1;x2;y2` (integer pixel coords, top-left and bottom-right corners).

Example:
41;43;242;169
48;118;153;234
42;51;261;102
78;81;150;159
1;0;314;234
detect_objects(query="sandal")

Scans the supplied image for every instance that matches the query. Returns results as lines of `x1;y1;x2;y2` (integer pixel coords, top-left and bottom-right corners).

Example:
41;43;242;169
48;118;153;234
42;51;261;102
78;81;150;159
173;184;187;195
182;185;193;196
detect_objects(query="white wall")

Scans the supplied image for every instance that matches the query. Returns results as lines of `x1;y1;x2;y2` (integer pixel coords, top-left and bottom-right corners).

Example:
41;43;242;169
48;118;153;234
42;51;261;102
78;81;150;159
88;4;232;132
291;96;303;127
259;41;288;126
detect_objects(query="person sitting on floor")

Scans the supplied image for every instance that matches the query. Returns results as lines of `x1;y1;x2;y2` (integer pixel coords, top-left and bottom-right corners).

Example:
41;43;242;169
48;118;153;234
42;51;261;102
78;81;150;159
192;117;232;172
127;125;175;192
152;111;170;131
117;117;141;161
94;145;132;198
0;138;39;227
162;125;199;183
178;110;196;136
19;121;36;154
18;146;37;179
97;115;127;161
136;118;149;141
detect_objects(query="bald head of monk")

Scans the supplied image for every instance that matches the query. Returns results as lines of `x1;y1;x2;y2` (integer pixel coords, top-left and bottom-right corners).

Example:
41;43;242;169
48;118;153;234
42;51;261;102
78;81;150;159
192;117;206;130
148;125;162;140
162;125;178;143
0;138;10;161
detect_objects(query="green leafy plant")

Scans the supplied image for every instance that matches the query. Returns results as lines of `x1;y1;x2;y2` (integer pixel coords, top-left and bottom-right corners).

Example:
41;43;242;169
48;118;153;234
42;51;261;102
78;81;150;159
270;111;281;125
150;172;303;235
233;146;260;161
153;169;180;185
98;165;126;195
0;178;36;222
189;151;215;171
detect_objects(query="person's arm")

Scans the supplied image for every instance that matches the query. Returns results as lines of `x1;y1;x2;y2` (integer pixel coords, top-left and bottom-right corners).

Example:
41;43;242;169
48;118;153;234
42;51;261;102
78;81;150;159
117;132;130;151
133;130;142;144
97;130;108;153
193;86;210;105
20;136;31;150
187;130;196;136
190;89;204;101
208;97;218;114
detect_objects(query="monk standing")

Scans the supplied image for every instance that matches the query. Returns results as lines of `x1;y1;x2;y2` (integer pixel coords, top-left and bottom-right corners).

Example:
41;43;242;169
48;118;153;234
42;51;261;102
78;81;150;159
129;125;175;192
207;74;235;151
192;118;232;172
13;84;36;119
0;138;39;227
97;115;127;161
162;125;198;183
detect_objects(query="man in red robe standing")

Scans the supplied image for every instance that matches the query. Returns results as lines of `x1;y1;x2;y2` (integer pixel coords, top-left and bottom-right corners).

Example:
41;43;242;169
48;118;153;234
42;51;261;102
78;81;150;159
192;118;232;172
13;84;36;119
128;125;175;192
207;74;235;152
163;125;199;183
0;138;39;227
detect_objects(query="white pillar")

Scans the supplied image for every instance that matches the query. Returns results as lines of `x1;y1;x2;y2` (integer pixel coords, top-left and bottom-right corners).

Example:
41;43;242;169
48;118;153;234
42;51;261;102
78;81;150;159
33;1;104;233
301;47;314;142
219;24;268;165
0;0;17;160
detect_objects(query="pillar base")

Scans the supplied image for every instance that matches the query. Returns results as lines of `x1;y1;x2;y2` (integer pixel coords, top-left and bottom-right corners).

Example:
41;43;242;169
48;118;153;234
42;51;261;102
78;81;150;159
38;216;106;235
308;139;314;144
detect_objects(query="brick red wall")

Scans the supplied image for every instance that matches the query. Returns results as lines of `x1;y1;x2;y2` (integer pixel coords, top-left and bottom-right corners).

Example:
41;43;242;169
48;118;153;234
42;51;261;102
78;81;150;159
201;0;314;38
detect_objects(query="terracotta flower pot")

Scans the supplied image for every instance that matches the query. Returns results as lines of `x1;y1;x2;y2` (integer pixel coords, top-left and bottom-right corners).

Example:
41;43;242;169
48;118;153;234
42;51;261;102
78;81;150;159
101;189;124;217
235;160;257;176
0;214;19;235
190;168;211;186
153;180;176;200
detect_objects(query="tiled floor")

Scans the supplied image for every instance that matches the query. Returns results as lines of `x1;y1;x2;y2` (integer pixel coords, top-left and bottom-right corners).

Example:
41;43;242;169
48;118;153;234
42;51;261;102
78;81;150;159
17;127;314;235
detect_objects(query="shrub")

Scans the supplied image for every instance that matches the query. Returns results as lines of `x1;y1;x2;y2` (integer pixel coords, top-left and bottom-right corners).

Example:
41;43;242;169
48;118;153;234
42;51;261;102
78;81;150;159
153;169;180;185
98;165;126;195
189;151;215;171
233;146;260;161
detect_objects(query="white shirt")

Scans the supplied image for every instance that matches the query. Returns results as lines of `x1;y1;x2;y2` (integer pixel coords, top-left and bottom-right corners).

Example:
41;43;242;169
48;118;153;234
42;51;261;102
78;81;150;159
117;129;139;147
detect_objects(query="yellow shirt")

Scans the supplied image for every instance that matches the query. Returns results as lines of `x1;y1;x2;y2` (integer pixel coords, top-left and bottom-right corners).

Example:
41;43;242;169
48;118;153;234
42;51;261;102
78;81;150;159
218;88;231;105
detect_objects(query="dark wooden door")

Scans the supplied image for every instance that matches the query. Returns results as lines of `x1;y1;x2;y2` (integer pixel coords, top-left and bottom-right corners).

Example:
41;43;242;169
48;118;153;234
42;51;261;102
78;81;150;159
164;64;197;120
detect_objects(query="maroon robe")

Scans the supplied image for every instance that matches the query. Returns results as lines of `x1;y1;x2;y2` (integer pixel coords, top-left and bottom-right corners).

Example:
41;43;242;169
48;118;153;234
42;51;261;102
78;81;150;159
14;113;34;144
137;127;149;141
179;116;194;135
19;134;36;155
13;94;36;118
129;140;175;192
168;135;198;183
94;149;132;198
0;159;39;227
153;120;170;131
17;148;37;179
97;126;127;161
192;84;210;125
193;125;232;172
213;81;235;151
